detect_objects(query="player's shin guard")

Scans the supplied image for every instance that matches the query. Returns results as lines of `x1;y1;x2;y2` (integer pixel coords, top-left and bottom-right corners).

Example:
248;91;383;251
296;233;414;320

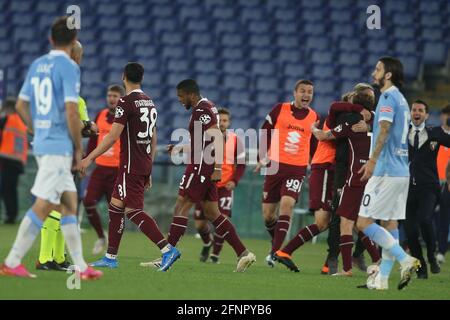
358;231;381;263
212;214;246;257
271;215;291;253
282;224;320;255
107;203;125;256
39;211;61;264
340;235;354;272
126;209;168;249
168;216;189;247
85;204;105;239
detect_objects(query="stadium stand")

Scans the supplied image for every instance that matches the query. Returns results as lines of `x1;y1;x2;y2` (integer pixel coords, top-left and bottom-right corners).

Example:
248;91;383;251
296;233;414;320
1;0;449;144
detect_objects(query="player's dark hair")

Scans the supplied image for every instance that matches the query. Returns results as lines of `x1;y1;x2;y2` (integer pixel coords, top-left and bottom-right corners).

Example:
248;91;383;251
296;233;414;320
379;56;404;88
177;79;200;95
294;79;314;91
218;107;231;118
124;62;144;84
441;104;450;115
108;84;125;96
2;97;16;113
51;16;77;46
413;99;429;113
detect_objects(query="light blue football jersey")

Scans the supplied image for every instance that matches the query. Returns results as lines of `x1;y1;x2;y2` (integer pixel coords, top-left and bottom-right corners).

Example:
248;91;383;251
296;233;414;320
371;85;410;177
19;50;80;156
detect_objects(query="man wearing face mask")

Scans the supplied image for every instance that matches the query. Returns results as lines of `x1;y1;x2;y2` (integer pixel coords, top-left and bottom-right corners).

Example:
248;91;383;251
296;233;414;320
404;100;450;279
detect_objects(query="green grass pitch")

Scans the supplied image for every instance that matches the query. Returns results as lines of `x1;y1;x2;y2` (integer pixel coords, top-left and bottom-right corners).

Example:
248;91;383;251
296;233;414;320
0;224;449;300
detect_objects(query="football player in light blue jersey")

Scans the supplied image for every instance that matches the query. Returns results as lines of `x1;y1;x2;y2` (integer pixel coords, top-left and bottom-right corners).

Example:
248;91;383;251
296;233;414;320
356;57;420;290
0;17;101;280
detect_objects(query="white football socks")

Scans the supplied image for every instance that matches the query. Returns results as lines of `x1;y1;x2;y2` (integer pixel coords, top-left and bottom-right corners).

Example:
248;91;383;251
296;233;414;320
61;216;88;272
5;210;42;268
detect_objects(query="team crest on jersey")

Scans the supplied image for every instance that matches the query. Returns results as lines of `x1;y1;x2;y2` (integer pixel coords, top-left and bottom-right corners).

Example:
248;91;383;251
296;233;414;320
199;114;211;124
263;192;268;200
334;125;343;133
430;141;438;151
115;106;124;118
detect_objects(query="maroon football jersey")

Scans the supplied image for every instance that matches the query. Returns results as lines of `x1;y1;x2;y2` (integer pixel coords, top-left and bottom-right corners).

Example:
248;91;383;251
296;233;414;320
331;118;371;187
114;89;157;176
188;98;220;176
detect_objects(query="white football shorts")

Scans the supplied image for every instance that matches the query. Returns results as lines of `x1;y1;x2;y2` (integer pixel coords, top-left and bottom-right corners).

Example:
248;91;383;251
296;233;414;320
358;176;410;221
31;155;77;205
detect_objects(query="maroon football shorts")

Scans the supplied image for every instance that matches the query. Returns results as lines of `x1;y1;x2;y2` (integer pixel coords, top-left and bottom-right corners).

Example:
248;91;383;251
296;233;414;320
263;168;305;203
194;187;233;220
111;169;148;209
178;166;218;203
336;184;365;221
309;164;334;212
84;165;118;204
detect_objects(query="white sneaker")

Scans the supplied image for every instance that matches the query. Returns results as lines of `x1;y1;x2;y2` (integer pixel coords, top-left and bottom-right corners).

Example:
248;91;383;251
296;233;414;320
140;257;162;268
366;265;388;290
265;253;276;268
235;251;256;272
436;253;445;264
92;237;107;255
398;257;421;290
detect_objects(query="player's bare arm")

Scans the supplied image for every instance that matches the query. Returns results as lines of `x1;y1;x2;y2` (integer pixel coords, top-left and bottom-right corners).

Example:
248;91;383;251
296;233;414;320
359;120;392;181
254;158;269;173
351;120;371;133
166;143;190;155
311;121;334;141
313;129;334;141
15;98;33;135
65;101;83;170
151;127;157;162
79;122;124;176
360;109;372;122
145;127;157;191
206;126;223;182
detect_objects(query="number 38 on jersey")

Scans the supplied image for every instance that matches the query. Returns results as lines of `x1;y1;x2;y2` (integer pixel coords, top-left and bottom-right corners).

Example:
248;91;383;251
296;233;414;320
138;107;157;154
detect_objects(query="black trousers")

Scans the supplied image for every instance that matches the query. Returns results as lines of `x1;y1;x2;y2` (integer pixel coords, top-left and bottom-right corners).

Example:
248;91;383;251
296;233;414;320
435;183;450;255
0;159;23;222
404;186;439;264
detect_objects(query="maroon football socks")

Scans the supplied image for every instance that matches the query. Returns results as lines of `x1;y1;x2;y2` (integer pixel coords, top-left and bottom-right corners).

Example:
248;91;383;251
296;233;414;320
282;224;320;255
127;209;168;249
271;215;291;253
107;203;125;256
212;214;246;257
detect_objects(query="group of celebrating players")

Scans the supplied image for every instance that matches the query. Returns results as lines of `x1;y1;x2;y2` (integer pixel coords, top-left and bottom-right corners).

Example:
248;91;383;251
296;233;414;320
1;16;446;292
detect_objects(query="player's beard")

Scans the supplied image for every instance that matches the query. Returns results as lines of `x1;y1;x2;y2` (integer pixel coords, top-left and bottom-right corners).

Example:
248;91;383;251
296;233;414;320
378;73;386;89
184;100;193;110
